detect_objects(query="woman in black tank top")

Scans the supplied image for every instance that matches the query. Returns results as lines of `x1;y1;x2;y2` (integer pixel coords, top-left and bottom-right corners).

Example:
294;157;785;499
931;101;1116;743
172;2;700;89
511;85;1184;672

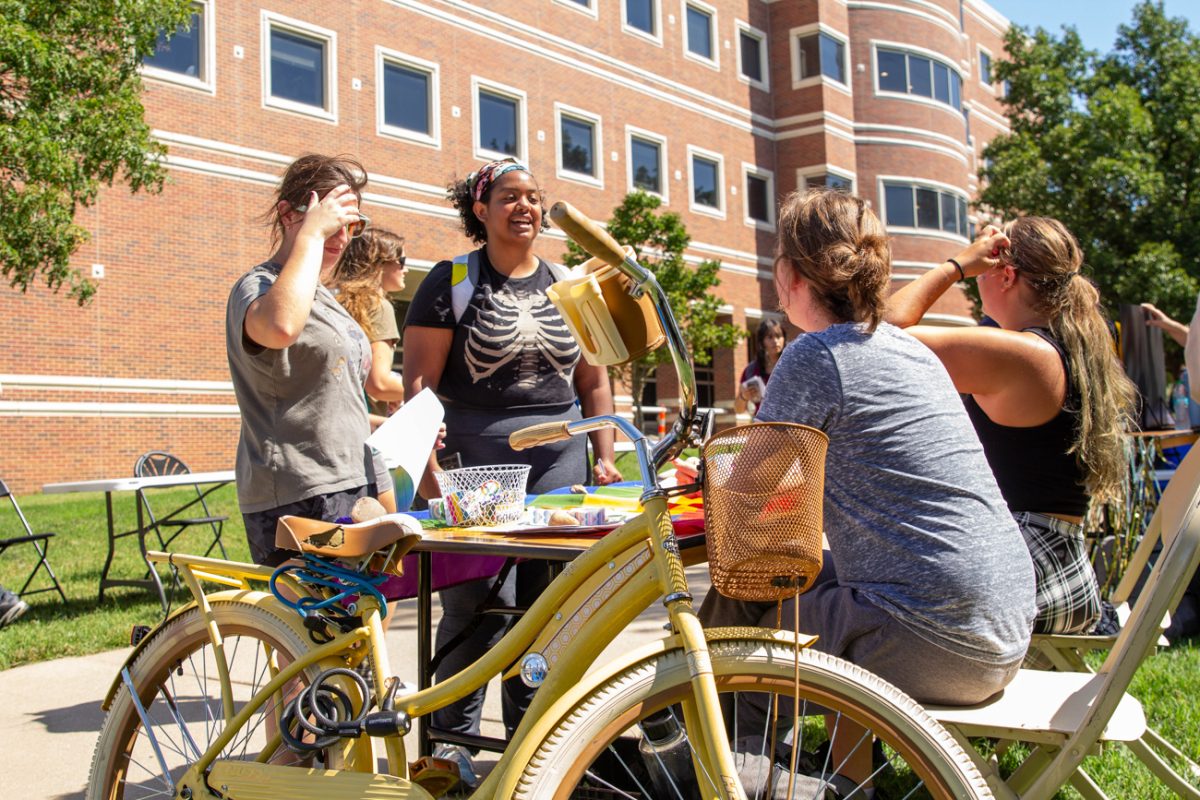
885;217;1137;636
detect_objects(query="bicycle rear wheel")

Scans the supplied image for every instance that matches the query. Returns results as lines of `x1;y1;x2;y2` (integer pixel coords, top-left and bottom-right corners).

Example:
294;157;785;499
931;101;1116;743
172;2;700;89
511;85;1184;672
87;600;340;800
515;635;991;799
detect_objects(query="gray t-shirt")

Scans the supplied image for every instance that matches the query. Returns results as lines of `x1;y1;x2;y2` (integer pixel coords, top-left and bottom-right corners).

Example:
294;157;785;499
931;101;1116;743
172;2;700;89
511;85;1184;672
758;322;1035;663
226;262;386;513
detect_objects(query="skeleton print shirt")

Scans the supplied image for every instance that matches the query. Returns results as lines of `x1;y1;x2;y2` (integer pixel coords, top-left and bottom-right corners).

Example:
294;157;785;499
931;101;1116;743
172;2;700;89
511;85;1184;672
405;249;581;410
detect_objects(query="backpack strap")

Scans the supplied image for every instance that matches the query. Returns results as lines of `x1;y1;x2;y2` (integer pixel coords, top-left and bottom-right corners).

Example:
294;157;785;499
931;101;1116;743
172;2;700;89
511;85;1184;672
450;251;480;323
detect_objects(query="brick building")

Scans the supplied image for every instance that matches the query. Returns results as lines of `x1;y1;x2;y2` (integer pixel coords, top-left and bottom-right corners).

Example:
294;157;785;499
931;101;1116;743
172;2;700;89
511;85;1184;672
1;0;1014;492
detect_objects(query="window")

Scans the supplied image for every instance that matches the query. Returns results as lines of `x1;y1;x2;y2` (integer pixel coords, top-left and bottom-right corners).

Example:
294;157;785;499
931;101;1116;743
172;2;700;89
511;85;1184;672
474;80;526;160
875;46;962;110
556;104;602;185
743;164;775;229
555;0;597;17
378;50;439;146
882;180;969;238
684;3;715;63
737;24;767;87
263;14;336;119
979;50;992;85
144;2;209;88
623;0;658;39
804;172;854;193
795;31;846;85
688;146;724;216
628;129;666;198
695;349;716;409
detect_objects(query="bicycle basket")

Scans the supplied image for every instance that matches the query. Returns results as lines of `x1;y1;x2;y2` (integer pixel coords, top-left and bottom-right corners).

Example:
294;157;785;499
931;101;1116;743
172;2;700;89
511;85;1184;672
702;423;828;601
434;464;531;526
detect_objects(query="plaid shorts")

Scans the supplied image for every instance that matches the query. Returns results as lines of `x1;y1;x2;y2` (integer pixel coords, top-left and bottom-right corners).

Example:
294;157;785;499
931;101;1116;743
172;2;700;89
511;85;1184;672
1016;511;1102;635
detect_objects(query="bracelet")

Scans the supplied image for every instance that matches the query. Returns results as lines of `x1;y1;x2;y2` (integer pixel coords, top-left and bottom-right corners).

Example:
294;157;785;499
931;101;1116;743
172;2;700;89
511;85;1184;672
947;258;966;281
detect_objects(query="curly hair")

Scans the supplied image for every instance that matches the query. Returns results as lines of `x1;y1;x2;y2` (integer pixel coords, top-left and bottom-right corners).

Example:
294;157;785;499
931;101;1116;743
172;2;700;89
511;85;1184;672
775;189;891;332
330;228;405;332
447;168;550;244
261;154;367;248
1004;216;1137;503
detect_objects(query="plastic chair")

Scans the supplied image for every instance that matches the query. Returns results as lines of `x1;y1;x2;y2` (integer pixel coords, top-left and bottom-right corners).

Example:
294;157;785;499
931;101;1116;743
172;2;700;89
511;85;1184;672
926;442;1200;799
133;452;228;559
0;478;67;603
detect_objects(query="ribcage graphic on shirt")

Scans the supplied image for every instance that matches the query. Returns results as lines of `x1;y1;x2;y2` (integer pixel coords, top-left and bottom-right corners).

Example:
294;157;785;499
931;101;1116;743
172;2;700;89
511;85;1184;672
465;285;578;387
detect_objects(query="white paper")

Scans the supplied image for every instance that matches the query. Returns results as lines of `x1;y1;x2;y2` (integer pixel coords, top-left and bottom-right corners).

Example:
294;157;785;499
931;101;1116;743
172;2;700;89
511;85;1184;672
366;388;445;511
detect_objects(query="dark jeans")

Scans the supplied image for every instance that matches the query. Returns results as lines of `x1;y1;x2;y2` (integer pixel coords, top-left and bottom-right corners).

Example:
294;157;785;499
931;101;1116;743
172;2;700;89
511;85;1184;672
242;483;376;566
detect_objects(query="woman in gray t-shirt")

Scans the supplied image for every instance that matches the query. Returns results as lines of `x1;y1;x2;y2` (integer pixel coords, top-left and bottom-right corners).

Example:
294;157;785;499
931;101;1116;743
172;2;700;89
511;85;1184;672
701;189;1035;793
225;154;392;566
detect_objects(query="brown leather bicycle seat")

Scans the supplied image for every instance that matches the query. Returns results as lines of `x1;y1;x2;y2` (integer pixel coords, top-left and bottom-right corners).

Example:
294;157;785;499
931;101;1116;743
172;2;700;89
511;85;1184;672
275;514;424;559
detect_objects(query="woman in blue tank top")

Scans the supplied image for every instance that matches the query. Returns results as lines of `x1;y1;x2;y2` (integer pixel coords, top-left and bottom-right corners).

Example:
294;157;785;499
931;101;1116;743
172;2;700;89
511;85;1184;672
888;217;1137;635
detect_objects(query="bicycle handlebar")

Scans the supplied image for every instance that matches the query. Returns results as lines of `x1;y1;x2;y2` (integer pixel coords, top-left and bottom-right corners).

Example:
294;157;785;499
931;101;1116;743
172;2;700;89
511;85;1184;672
509;421;572;451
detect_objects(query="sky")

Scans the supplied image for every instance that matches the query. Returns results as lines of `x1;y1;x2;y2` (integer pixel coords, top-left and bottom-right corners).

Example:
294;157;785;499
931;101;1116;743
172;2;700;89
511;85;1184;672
986;1;1198;53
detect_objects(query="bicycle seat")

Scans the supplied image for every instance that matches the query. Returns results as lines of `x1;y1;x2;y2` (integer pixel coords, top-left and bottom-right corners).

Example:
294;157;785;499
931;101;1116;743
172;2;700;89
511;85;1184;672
275;514;424;559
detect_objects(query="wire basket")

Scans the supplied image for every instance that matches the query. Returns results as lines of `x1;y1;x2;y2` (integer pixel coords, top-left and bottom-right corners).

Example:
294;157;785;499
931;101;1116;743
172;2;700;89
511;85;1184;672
702;423;828;602
434;464;531;526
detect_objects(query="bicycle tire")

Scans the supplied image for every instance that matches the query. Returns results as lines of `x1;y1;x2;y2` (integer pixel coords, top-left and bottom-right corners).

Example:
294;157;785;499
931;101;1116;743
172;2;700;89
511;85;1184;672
86;600;341;800
514;636;992;799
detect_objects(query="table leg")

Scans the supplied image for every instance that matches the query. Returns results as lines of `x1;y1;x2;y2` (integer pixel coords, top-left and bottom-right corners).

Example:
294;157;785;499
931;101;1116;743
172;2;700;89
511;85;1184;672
136;490;168;613
99;492;117;604
417;550;432;758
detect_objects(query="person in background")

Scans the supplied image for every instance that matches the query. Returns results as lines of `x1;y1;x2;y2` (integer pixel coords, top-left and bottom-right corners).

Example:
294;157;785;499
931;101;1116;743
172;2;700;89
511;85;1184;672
704;189;1034;797
402;157;621;782
329;228;409;417
1143;300;1200;403
736;318;785;417
887;217;1137;637
0;583;29;628
225;153;394;566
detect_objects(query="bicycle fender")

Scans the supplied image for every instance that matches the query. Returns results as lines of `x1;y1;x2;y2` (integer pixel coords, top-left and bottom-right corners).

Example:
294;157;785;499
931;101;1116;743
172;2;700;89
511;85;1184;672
100;589;316;710
493;626;818;798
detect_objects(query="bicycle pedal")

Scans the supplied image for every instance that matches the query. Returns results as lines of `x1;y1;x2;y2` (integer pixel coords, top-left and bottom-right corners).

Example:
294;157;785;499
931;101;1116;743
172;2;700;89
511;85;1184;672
409;756;460;797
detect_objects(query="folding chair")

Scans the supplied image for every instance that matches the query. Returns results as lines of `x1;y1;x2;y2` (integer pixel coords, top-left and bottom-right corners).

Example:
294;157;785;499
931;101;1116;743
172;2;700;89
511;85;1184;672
133;452;228;559
926;443;1200;799
0;478;68;603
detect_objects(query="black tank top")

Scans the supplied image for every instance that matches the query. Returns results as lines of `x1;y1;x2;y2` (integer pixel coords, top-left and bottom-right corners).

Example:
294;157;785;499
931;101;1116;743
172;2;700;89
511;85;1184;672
963;327;1089;517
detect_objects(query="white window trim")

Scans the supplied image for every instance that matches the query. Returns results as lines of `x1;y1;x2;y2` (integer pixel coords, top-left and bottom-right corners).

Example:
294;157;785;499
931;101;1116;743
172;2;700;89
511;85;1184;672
554;103;604;189
621;0;663;46
471;76;528;162
876;175;970;243
553;0;599;20
142;0;216;94
734;20;769;91
687;144;725;219
261;11;336;122
681;0;720;70
625;125;669;204
741;162;775;231
375;47;440;149
788;22;851;95
977;44;995;92
871;40;964;117
797;165;857;194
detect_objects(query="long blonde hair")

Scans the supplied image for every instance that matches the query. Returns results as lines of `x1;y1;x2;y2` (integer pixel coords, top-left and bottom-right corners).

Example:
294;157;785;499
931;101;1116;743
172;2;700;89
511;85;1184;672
1006;216;1136;502
330;228;405;331
775;190;891;332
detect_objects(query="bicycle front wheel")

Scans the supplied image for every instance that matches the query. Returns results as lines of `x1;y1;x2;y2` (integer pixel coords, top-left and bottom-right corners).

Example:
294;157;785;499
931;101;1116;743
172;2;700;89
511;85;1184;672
87;599;340;800
515;635;990;799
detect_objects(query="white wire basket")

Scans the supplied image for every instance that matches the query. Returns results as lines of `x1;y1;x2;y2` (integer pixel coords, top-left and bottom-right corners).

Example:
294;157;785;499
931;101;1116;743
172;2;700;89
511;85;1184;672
434;464;531;526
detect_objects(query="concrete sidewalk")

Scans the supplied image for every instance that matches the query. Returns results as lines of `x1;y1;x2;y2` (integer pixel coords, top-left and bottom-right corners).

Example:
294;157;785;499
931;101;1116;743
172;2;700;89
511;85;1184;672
0;568;710;799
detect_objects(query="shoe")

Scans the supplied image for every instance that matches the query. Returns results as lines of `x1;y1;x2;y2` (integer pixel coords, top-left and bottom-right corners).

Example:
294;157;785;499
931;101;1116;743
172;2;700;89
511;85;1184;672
432;743;480;791
0;590;29;629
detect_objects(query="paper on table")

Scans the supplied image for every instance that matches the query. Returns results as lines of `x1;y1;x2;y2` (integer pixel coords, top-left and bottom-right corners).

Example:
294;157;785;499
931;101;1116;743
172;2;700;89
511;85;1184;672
366;388;445;512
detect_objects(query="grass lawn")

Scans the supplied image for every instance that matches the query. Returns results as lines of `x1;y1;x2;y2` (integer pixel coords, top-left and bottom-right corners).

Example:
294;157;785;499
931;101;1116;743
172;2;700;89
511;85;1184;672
1;485;1197;797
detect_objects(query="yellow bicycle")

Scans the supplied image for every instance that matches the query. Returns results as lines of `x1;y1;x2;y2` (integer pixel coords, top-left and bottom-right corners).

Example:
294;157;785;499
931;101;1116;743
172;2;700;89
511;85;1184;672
86;203;990;799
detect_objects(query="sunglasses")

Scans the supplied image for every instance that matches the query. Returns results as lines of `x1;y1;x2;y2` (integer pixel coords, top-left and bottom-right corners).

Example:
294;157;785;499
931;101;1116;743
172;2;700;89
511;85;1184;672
293;204;371;238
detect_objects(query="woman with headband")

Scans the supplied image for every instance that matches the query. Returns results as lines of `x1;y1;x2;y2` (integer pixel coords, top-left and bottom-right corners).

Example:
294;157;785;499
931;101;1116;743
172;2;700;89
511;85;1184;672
888;217;1136;637
226;153;394;567
403;158;621;777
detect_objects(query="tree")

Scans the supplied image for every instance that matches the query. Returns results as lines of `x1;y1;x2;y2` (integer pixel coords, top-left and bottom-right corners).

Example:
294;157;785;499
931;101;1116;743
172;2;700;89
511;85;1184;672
562;191;745;426
0;0;193;303
979;1;1200;324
